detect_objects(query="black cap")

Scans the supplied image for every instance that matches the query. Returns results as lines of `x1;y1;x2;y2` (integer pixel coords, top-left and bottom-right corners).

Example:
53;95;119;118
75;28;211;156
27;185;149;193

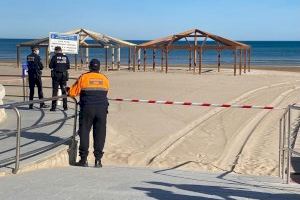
54;46;62;51
31;46;39;51
89;59;101;71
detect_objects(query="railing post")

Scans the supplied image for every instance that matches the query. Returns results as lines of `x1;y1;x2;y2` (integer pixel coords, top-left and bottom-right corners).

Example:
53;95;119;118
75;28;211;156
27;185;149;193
279;118;282;178
69;97;78;165
287;106;291;184
12;107;21;174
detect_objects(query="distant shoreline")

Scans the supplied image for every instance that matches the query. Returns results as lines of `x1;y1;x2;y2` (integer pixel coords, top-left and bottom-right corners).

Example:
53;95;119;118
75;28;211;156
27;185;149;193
1;60;300;73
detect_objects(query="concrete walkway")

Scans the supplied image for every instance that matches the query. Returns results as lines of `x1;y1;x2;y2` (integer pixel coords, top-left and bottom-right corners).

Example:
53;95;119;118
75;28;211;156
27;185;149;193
0;166;300;200
0;102;76;175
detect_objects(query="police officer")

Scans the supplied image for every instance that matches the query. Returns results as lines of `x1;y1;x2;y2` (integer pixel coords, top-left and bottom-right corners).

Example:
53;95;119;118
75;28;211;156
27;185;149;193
49;46;70;111
27;46;49;109
68;59;109;168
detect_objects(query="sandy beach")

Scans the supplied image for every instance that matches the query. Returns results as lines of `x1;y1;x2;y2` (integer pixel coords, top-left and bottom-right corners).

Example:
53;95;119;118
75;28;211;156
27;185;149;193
1;62;300;177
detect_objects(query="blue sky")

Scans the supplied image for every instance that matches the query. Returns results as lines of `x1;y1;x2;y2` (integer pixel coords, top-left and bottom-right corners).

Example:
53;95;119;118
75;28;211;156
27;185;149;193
0;0;299;40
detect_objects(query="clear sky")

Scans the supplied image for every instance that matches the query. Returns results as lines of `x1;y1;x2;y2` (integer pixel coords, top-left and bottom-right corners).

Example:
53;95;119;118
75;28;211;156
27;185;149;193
0;0;299;40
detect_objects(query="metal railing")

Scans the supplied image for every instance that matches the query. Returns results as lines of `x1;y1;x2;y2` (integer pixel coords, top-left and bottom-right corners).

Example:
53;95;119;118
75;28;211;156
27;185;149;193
0;95;78;174
0;74;77;101
279;104;300;184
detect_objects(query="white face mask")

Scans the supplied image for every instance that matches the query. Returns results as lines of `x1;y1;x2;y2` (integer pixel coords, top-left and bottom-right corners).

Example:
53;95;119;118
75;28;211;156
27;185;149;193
35;50;40;55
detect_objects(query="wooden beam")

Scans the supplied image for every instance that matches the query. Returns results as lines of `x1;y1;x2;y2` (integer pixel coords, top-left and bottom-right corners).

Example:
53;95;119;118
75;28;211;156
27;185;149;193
117;47;121;70
153;49;156;71
233;50;237;76
105;48;108;71
194;31;197;74
161;49;164;72
239;49;242;75
143;49;147;72
244;49;247;73
217;50;221;72
111;48;115;70
198;48;202;75
75;54;78;70
189;49;192;71
86;48;89;68
128;47;131;70
138;49;141;70
248;49;251;72
17;46;20;68
165;47;168;73
133;47;136;72
45;47;49;68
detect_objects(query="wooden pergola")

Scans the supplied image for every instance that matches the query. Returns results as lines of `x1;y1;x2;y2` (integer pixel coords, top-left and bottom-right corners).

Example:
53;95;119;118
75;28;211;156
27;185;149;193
133;29;251;75
16;28;136;70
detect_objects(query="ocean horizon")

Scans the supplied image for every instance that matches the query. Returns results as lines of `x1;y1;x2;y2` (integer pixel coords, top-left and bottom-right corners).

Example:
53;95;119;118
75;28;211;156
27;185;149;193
0;39;300;67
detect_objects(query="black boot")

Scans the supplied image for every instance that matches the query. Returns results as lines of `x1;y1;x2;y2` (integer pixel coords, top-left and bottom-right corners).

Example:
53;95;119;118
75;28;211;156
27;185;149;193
75;159;88;167
95;160;102;168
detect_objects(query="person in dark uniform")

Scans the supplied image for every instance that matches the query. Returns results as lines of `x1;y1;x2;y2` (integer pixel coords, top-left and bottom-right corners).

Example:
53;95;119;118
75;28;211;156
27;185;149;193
27;46;49;109
49;46;70;111
68;59;109;168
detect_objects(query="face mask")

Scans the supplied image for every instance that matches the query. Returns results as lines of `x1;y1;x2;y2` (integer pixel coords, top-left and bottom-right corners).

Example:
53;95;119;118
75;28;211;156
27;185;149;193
35;50;40;55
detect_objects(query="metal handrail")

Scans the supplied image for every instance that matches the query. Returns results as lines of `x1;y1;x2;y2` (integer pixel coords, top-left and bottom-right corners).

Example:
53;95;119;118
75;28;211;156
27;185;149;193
0;74;77;80
279;105;300;184
0;95;78;174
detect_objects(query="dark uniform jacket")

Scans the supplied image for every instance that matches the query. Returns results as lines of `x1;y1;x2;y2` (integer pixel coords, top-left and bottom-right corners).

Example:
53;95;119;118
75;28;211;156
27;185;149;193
49;53;70;72
27;53;44;76
68;72;109;106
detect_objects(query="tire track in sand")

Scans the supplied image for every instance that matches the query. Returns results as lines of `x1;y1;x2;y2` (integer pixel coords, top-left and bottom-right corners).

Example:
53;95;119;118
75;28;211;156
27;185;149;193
128;81;294;166
215;86;300;171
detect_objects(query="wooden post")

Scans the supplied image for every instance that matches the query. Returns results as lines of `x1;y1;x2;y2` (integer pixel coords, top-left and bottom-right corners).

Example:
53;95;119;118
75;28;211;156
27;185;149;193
117;47;121;70
189;49;192;71
152;49;156;71
239;49;242;75
143;49;146;72
17;45;20;68
86;48;89;68
217;50;221;72
133;47;136;72
111;48;115;70
248;49;251;72
165;47;169;73
45;47;49;68
161;49;164;72
105;47;108;71
137;49;141;70
75;54;78;70
198;48;202;74
233;50;237;76
80;47;83;69
128;47;131;70
194;35;197;73
243;49;247;73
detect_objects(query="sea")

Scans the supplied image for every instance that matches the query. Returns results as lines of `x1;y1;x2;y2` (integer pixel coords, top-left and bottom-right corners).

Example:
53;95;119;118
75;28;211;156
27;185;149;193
0;39;300;67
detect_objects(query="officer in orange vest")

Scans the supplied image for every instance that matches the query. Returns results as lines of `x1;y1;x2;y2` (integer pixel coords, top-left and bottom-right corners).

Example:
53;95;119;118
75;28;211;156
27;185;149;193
68;59;109;168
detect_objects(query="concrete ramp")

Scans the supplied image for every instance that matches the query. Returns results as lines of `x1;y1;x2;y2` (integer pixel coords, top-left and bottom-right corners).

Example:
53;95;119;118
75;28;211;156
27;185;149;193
0;104;76;175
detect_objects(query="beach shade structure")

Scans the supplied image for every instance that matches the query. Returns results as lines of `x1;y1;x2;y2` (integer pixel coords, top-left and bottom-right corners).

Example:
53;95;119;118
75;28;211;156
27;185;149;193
16;28;136;71
135;29;251;75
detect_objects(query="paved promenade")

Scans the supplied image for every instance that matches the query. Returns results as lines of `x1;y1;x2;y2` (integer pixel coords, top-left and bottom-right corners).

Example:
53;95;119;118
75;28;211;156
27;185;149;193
0;166;300;200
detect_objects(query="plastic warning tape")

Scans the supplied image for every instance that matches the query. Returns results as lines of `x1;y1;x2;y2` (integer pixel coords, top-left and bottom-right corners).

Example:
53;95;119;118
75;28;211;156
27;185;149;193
108;98;285;110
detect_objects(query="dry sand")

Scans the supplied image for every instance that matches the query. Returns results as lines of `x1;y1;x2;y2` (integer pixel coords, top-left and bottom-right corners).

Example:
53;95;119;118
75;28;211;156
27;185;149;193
1;63;300;176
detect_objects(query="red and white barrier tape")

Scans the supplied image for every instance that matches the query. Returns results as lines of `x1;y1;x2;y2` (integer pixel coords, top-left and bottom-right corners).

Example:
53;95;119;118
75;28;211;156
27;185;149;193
108;98;285;110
